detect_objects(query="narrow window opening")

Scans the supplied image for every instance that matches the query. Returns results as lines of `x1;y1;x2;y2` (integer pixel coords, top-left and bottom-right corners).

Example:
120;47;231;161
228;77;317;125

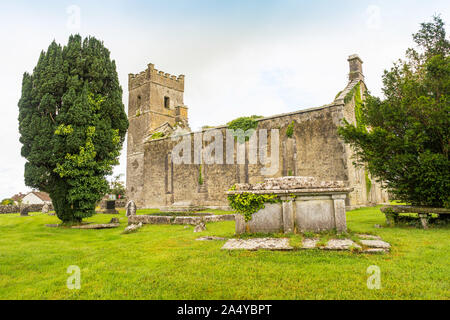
164;96;170;109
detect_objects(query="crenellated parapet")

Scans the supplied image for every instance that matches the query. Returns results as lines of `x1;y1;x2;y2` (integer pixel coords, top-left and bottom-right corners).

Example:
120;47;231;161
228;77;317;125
128;63;184;91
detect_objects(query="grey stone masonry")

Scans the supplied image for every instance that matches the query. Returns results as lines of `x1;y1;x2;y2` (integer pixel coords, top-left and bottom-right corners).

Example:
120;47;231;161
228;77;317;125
228;176;353;234
128;214;235;225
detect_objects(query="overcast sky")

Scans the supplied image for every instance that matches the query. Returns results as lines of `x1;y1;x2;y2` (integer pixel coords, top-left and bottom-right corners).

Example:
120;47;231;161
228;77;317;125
0;0;449;200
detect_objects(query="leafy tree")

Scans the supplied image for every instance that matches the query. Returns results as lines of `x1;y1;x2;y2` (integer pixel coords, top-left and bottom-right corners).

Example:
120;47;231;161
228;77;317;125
18;35;129;223
109;174;126;198
1;199;15;206
338;16;449;208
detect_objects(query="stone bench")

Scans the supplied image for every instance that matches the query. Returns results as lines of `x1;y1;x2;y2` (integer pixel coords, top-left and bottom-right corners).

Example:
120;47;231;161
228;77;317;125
380;205;450;229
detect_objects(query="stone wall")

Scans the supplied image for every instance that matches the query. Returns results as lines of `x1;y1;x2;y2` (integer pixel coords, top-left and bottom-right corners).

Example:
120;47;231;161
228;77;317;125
137;103;387;209
0;204;52;214
0;205;19;214
140;104;355;209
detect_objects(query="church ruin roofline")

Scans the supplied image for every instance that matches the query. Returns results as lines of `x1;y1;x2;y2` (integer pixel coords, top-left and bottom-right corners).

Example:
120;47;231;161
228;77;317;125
334;54;366;103
140;53;366;143
143;101;344;143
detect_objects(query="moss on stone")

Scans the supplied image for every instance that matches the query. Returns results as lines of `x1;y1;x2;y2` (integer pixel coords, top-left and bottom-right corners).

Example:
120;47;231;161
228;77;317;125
150;132;165;140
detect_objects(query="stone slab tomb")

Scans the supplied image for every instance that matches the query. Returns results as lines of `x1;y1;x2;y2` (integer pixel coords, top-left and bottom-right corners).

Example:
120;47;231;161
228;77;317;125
227;176;353;234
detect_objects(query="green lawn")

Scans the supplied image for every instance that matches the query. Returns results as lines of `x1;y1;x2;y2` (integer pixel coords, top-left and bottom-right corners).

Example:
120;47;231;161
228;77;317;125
0;206;448;300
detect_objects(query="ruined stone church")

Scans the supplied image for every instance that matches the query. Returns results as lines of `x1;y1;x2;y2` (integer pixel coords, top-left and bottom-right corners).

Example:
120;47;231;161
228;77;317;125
126;55;389;209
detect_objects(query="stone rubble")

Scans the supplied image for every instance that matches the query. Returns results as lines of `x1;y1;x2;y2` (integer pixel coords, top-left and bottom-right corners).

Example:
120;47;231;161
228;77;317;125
122;222;143;234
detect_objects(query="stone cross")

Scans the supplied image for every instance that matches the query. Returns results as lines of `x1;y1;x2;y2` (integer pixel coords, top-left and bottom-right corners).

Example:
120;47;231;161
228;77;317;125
126;200;137;217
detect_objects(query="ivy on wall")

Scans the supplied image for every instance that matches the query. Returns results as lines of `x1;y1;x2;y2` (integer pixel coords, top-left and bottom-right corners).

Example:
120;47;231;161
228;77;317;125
286;121;295;138
344;82;365;130
345;82;372;197
198;165;204;185
365;170;372;196
228;190;280;222
227;115;262;143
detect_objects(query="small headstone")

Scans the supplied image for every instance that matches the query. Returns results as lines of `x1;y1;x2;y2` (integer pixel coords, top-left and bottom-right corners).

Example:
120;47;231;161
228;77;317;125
126;200;137;217
20;206;30;217
42;203;49;214
194;222;206;233
102;200;118;214
109;217;120;224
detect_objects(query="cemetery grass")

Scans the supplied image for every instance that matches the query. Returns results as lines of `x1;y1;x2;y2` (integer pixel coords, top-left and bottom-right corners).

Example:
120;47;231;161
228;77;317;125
0;206;448;300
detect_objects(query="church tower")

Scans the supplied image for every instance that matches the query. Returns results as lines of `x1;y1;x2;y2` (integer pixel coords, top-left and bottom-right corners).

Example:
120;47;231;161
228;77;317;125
126;63;189;205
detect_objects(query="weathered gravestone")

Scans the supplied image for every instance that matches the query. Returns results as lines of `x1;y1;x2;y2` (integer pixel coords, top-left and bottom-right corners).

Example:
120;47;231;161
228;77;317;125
109;217;120;224
126;200;137;217
101;200;118;214
42;203;49;214
20;206;30;217
194;222;206;233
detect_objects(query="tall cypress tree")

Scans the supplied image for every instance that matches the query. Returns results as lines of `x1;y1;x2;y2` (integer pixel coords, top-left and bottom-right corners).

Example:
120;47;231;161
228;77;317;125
18;35;128;223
